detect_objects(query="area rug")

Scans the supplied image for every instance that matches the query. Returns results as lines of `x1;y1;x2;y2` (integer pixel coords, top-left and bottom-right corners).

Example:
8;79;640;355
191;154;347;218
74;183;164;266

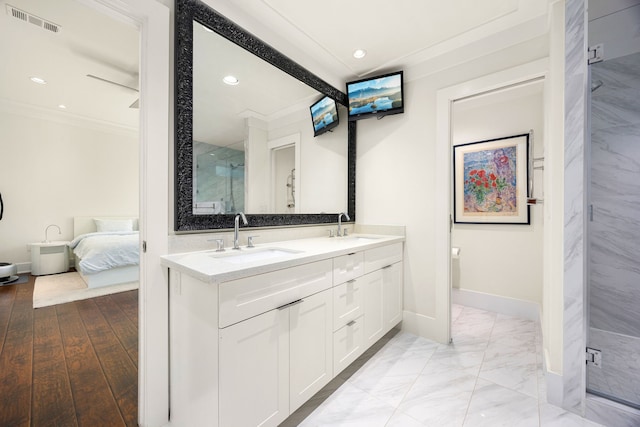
33;272;138;308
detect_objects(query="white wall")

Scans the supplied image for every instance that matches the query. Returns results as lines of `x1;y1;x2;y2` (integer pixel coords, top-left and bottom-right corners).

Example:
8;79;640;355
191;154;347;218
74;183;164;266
451;88;544;304
0;109;138;270
356;35;549;340
268;107;348;214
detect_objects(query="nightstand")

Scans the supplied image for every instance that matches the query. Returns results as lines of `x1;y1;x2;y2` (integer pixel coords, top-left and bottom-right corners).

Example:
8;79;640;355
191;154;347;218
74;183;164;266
30;241;70;276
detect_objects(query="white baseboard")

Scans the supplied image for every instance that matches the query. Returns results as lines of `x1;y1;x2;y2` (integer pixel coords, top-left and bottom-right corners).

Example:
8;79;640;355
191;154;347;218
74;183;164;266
400;310;444;343
452;288;540;322
545;365;563;407
15;262;31;274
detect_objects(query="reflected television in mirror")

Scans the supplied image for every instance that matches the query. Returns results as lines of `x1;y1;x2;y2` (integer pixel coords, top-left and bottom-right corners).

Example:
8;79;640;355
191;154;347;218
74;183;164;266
347;70;404;121
310;96;339;137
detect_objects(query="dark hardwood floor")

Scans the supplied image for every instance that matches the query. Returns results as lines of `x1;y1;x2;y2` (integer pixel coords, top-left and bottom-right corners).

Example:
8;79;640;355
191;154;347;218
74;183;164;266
0;275;138;426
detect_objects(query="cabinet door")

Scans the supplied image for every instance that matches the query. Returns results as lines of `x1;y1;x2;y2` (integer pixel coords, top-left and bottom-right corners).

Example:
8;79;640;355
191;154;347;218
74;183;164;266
219;308;289;427
362;270;384;348
382;262;403;333
289;289;333;412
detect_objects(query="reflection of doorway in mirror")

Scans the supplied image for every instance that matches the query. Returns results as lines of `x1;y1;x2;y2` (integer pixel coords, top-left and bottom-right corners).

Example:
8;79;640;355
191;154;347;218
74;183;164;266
268;133;301;214
273;146;295;213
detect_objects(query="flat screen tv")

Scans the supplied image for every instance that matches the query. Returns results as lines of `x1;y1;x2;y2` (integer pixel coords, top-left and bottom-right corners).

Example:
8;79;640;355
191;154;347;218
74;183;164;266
310;96;339;137
347;70;404;121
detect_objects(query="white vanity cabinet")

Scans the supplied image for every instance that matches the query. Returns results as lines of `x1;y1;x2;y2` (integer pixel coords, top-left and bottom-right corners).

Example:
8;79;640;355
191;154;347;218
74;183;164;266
362;243;403;348
164;235;404;427
219;305;289;427
219;288;333;427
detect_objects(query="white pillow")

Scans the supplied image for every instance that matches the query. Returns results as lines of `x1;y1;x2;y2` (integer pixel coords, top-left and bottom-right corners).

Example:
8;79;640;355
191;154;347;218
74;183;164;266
94;218;134;232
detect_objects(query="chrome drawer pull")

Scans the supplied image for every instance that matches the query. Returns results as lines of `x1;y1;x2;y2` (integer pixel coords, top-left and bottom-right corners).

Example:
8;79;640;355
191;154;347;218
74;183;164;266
347;320;356;327
277;299;303;310
382;264;393;269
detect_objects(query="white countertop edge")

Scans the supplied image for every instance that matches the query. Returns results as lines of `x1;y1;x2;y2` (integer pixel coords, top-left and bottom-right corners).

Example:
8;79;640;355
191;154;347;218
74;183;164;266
160;234;405;284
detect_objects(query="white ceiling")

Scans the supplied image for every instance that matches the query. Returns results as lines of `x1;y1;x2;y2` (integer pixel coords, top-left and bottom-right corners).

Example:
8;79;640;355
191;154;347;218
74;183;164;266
0;0;553;132
0;0;139;129
205;0;553;87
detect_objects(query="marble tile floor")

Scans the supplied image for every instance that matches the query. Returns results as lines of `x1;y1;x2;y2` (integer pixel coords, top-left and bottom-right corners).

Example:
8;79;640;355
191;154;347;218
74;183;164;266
280;304;604;427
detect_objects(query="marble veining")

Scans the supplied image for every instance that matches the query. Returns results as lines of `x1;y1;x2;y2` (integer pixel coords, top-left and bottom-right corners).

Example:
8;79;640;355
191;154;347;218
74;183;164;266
280;305;603;426
563;0;588;414
588;52;640;409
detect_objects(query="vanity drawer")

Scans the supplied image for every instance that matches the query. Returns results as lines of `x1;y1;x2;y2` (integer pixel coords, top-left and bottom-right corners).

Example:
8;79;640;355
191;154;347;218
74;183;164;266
333;252;364;284
333;315;364;376
333;278;363;331
364;242;403;273
219;259;333;328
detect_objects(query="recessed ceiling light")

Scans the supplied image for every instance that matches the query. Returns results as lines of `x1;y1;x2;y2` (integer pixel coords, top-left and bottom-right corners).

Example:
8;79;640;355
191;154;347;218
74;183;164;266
30;76;47;84
58;104;67;109
353;49;367;59
223;75;239;86
203;27;214;33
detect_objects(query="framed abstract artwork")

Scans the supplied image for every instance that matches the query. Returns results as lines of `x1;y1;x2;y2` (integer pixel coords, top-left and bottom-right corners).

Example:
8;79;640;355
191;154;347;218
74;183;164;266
453;134;530;224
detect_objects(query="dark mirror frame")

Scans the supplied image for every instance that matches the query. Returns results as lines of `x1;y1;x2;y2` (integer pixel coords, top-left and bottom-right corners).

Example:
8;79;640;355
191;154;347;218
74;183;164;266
175;0;356;232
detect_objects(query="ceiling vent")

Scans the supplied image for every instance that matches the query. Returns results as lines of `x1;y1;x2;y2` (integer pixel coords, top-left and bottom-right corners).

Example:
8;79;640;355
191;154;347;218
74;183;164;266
6;4;62;34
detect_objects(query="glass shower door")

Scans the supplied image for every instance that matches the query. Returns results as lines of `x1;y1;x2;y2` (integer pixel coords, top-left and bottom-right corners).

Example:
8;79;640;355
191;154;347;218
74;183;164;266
587;51;640;409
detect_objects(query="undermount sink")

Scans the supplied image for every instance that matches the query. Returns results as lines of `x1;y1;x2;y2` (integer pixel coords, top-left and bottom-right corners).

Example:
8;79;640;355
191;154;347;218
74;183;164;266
209;247;302;264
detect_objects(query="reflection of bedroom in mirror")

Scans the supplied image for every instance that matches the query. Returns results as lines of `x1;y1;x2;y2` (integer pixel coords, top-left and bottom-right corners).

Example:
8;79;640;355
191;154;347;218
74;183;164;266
0;0;140;424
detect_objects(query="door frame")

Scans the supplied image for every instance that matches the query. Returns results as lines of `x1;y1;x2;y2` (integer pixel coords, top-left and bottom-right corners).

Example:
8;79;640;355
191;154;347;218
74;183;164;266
81;1;170;426
435;58;549;344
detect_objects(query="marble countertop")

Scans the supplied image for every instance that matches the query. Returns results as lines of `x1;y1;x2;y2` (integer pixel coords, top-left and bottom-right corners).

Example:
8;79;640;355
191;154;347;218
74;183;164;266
160;234;405;284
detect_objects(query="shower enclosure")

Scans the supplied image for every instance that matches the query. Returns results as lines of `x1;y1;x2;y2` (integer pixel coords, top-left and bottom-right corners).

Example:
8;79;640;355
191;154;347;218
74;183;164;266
587;51;640;410
194;142;245;213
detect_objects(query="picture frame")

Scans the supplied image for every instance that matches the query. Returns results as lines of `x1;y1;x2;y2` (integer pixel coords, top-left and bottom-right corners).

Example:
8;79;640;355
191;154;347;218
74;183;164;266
453;133;530;224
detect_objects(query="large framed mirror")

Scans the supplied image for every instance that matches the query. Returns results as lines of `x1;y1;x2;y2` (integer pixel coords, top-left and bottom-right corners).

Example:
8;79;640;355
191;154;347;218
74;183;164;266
175;0;356;232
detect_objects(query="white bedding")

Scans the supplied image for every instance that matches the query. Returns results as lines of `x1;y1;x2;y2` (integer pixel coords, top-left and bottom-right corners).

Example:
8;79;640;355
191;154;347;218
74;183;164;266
69;231;139;275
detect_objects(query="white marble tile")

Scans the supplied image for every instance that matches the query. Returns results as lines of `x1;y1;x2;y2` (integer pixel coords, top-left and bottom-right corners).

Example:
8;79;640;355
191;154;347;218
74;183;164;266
563;0;588;414
452;303;464;323
540;403;604;426
298;381;396;427
463;379;539;427
397;366;477;426
428;345;486;376
479;344;538;398
384;411;428;427
289;305;609;427
348;333;438;382
348;372;419;408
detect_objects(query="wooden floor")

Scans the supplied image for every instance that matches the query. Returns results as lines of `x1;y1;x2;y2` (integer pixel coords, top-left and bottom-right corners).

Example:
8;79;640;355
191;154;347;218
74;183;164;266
0;275;138;427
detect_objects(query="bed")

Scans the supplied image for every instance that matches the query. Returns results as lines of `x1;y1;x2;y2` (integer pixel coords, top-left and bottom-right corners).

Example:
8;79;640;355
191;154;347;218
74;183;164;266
70;216;139;288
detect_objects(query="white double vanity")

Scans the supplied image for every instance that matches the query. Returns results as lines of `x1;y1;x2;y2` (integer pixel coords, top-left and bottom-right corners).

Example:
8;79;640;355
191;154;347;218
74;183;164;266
161;233;404;427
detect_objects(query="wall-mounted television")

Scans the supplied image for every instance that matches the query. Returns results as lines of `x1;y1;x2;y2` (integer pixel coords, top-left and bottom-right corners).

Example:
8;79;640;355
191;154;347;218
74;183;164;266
310;96;339;137
346;70;404;121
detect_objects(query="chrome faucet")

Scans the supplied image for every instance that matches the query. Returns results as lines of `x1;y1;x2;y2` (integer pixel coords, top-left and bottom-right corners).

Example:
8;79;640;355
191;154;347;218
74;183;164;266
337;212;350;237
233;212;248;249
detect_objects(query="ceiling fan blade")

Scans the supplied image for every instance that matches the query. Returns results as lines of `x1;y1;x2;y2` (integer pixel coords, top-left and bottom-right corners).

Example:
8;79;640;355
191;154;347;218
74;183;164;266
129;99;139;109
86;74;139;92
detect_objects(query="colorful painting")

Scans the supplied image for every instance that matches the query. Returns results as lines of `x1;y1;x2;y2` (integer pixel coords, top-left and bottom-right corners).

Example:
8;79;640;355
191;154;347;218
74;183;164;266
454;134;530;224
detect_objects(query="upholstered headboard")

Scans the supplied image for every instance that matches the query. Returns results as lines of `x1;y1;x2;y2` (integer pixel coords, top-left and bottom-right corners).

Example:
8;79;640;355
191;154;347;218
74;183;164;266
73;216;139;237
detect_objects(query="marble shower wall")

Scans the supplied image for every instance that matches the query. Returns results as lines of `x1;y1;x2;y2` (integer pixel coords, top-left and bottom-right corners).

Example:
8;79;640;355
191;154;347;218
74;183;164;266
563;0;587;413
588;51;640;407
